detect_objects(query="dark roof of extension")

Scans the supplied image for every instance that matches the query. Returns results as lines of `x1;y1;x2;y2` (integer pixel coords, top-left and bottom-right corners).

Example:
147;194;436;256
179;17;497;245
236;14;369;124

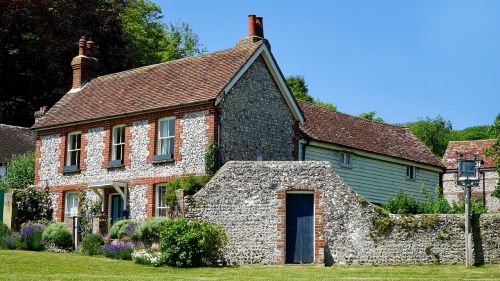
32;41;263;129
0;124;35;164
298;101;443;168
442;139;496;169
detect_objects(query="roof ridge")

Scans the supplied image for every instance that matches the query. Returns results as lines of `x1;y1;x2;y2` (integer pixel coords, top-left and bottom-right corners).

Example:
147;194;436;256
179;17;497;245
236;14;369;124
0;123;32;130
299;100;409;129
92;42;263;82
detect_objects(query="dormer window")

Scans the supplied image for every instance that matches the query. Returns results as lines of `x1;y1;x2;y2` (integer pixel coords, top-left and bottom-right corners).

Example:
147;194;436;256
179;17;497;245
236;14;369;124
64;131;81;171
110;125;125;166
154;117;175;162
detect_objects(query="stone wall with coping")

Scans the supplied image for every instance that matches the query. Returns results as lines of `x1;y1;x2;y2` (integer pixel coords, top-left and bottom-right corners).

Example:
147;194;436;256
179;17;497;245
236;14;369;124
217;56;295;163
185;161;500;265
443;171;500;211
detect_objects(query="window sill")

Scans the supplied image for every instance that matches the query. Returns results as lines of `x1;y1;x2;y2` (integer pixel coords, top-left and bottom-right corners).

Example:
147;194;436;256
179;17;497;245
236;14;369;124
406;177;416;181
107;164;125;170
63;166;80;174
339;163;352;169
152;159;175;165
108;160;124;169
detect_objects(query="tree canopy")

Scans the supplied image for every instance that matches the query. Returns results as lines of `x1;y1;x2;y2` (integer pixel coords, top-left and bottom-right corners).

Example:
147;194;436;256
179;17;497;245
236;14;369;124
359;111;384;123
405;116;453;157
486;113;500;199
0;152;35;190
0;0;203;127
286;76;337;111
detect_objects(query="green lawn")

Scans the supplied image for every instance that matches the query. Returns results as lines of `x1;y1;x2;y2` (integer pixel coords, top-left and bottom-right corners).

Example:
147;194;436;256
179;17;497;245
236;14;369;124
0;250;499;281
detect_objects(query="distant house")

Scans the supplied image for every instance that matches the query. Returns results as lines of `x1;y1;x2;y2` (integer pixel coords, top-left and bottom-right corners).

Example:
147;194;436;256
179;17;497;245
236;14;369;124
0;124;35;177
297;101;444;204
442;140;499;211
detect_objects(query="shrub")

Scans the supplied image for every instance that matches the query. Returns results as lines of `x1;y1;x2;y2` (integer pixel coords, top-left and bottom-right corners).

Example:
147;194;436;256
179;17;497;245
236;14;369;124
109;219;138;240
204;141;218;175
0;222;11;238
14;187;52;227
137;217;168;245
42;223;73;250
385;190;419;214
0;234;20;250
164;175;208;210
160;218;227;267
19;224;44;251
132;249;162;266
101;241;135;260
81;233;104;256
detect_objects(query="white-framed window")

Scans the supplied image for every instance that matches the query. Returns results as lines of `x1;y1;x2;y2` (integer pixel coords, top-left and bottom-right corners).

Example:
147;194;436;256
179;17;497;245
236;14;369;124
340;152;352;167
155;184;168;217
111;125;125;162
65;191;79;219
406;166;416;180
156;117;175;160
66;131;81;167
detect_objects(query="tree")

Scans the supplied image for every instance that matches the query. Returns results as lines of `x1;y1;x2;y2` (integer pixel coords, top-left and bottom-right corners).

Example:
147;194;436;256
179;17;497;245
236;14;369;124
286;75;337;110
486;113;500;200
359;111;384;123
0;0;203;127
406;116;452;157
0;152;35;190
449;125;495;141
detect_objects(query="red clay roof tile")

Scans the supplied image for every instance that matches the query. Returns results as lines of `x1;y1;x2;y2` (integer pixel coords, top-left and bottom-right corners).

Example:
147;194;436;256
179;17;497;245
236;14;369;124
442;140;496;169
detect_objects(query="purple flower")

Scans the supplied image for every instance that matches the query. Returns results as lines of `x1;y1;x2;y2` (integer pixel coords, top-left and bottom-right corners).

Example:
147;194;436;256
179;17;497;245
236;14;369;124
101;241;135;254
20;224;43;237
124;223;137;238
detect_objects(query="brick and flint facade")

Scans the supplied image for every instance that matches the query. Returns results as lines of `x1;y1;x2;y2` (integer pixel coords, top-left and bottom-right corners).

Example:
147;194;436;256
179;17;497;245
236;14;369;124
32;16;304;224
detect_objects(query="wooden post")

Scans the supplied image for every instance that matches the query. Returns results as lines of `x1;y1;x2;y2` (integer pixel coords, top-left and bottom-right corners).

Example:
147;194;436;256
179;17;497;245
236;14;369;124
465;185;473;267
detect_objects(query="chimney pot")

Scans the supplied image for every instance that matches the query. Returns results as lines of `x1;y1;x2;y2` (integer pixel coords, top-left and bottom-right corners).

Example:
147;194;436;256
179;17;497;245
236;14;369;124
78;37;87;56
86;40;94;57
34;106;49;120
255;17;264;38
248;15;257;37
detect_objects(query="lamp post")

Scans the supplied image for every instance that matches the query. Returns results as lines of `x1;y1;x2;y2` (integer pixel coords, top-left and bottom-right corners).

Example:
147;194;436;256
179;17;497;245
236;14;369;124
456;155;481;267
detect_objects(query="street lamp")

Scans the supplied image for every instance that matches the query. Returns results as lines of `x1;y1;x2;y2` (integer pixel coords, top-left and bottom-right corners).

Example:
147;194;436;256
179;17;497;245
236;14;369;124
456;155;481;267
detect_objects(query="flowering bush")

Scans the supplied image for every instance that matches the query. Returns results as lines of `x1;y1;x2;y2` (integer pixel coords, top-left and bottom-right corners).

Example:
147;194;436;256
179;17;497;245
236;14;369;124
42;223;73;250
14;187;52;228
1;234;20;250
132;249;162;267
137;217;168;246
109;219;138;240
19;224;44;251
101;241;135;260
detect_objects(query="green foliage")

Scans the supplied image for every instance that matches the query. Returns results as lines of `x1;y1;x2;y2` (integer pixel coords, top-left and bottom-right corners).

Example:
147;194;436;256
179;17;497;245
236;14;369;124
81;233;104;256
0;152;35;190
119;0;204;68
286;76;337;111
406;116;452;157
137;217;168;246
14;186;52;227
109;219;138;240
449;125;495;141
164;175;208;210
77;190;102;235
204;141;218;176
0;222;10;237
385;190;419;214
359;111;384;123
370;206;392;240
42;223;72;250
485;113;500;200
160;218;227;267
19;224;44;251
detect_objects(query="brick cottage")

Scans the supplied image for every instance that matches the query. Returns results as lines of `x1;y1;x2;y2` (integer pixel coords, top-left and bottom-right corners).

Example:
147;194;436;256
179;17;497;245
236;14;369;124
32;15;304;225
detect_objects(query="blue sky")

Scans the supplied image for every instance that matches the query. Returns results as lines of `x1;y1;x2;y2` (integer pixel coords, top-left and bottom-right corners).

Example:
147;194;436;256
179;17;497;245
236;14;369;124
158;0;499;129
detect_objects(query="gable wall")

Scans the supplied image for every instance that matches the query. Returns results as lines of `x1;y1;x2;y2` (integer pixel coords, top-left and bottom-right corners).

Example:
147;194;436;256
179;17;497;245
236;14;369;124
34;104;216;221
217;55;296;163
443;171;500;211
305;144;440;204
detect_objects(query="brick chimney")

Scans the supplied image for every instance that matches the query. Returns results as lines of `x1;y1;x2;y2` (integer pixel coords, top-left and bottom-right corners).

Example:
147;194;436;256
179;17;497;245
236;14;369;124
237;15;267;46
71;36;99;90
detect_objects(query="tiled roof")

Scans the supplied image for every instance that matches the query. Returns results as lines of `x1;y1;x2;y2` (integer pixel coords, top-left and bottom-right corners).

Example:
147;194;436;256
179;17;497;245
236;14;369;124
0;124;35;164
33;41;263;129
298;101;443;168
442;140;496;169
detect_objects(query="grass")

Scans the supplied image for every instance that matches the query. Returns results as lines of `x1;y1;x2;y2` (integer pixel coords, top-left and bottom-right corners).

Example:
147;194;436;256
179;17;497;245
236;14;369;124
0;250;499;280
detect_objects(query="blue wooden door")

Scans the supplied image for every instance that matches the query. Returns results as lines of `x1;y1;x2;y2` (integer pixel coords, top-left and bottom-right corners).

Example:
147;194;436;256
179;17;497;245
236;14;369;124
286;193;314;264
110;195;123;224
0;189;3;222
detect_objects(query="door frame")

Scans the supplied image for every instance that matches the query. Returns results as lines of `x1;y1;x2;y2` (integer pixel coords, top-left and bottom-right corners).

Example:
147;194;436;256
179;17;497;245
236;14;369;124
285;191;315;264
108;192;123;227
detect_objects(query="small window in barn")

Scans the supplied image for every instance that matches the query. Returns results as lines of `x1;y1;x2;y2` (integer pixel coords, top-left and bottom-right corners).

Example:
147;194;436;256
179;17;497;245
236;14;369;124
65;131;81;171
406;166;416;180
110;125;125;165
64;191;78;220
339;152;352;167
155;184;168;217
154;117;175;162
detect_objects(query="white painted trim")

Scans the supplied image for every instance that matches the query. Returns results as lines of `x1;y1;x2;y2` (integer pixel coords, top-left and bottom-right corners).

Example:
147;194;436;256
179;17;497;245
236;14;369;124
215;44;304;124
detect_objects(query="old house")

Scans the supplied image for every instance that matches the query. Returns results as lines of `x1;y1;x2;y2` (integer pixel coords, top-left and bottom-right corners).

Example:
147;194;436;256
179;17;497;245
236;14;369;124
298;101;444;204
442;139;499;211
32;15;303;224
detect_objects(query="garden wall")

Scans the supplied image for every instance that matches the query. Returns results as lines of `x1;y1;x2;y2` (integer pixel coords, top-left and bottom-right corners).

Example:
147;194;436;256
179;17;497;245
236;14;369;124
185;161;500;265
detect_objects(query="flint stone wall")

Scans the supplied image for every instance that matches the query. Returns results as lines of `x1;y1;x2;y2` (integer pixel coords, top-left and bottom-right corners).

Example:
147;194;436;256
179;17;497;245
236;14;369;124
443;171;500;211
186;161;500;265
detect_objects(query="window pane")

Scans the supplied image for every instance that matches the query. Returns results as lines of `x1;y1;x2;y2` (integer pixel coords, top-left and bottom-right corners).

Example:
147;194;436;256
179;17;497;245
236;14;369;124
76;134;81;149
65;193;78;217
168;138;174;159
113;144;123;161
159;120;169;138
168;119;175;137
157;208;168;217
